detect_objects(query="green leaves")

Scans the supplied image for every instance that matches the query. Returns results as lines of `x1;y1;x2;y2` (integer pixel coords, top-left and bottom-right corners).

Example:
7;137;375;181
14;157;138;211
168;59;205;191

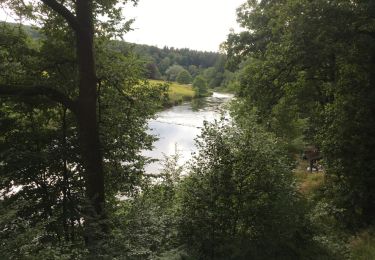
0;18;162;256
225;0;375;230
176;69;192;84
177;119;310;259
192;76;208;97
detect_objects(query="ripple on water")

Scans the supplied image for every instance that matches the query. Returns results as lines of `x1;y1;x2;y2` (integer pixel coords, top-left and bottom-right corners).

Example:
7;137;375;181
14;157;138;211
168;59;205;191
143;92;233;173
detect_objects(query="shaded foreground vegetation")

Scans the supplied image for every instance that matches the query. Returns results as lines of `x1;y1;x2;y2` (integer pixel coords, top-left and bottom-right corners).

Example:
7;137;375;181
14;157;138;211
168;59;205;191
0;0;374;259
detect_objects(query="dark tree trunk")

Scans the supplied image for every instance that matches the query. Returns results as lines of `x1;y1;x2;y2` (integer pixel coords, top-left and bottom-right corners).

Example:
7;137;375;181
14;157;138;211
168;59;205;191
75;0;106;250
0;0;108;252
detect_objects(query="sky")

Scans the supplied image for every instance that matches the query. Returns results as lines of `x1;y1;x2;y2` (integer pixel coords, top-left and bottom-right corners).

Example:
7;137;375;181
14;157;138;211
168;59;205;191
122;0;245;52
0;0;245;52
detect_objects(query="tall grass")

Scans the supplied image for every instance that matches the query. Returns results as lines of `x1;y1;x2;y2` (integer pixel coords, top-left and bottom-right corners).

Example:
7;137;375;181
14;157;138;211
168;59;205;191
293;158;325;195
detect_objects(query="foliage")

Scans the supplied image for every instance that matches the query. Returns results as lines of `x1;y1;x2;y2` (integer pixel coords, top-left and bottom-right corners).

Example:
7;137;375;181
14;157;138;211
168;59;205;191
0;10;164;256
145;62;162;79
349;229;375;260
176;69;192;84
165;64;185;82
12;22;236;90
111;41;235;87
177;119;327;259
3;0;374;258
192;76;208;97
225;0;375;230
110;153;183;259
149;79;195;107
132;45;221;69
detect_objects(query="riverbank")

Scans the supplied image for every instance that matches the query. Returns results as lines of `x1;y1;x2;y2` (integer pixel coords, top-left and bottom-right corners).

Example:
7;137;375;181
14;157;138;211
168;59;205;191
149;80;196;107
293;158;375;259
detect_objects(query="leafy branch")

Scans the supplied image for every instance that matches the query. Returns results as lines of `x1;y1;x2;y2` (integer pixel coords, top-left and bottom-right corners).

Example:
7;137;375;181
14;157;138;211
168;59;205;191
0;84;77;113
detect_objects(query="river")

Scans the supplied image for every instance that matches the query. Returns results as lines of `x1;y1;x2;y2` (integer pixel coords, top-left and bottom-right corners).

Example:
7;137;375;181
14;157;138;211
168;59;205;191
143;92;234;173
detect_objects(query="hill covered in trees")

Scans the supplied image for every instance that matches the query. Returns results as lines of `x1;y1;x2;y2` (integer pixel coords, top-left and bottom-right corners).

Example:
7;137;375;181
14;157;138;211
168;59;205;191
104;41;235;89
1;0;374;259
5;22;235;89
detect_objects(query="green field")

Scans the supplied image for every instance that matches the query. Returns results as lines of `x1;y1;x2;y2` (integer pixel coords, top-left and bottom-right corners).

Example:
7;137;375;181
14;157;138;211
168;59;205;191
150;79;196;107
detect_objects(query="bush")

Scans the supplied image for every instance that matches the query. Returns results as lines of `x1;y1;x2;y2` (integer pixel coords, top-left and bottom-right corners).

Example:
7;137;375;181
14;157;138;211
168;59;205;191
192;76;208;97
177;119;328;259
176;70;192;84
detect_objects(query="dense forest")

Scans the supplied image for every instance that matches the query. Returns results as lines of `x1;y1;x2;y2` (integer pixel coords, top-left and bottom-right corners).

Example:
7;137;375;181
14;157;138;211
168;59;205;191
125;43;230;86
0;0;374;259
11;22;234;89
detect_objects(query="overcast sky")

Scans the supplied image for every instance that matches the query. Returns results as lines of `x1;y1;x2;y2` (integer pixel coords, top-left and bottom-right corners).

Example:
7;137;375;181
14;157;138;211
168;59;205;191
122;0;245;52
0;0;245;52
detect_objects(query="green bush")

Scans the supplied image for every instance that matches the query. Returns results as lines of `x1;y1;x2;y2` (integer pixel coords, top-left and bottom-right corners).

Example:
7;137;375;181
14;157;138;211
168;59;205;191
177;119;327;259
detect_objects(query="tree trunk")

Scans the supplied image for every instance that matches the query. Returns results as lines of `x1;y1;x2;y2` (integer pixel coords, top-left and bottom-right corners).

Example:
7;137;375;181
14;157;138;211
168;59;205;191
75;0;106;251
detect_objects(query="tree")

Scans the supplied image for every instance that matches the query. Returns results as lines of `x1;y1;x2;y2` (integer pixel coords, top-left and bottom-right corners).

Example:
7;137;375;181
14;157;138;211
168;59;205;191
113;153;182;258
145;62;162;79
158;57;171;74
176;69;192;84
225;0;375;229
177;119;324;259
0;0;163;255
188;64;200;77
165;64;184;81
0;21;166;257
192;76;208;97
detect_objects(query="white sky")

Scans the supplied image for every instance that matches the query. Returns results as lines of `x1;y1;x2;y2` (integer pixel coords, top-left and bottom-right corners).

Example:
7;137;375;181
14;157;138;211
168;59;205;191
0;0;245;52
122;0;244;52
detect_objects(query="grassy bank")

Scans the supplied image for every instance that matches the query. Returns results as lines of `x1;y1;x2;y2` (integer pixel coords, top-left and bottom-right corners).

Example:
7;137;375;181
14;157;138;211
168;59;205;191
149;80;195;107
293;158;375;259
349;229;375;259
294;158;324;196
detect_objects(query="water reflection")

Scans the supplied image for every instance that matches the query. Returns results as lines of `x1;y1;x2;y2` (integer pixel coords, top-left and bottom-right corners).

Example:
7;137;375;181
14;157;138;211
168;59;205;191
143;92;234;173
191;98;207;111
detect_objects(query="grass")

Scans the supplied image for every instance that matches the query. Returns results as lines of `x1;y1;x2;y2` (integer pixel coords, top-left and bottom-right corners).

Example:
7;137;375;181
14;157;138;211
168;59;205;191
349;229;375;260
293;155;375;259
149;79;195;107
293;158;325;195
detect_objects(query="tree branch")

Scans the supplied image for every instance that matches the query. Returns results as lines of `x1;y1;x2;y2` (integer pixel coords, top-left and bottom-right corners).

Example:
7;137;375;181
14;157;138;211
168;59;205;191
358;30;375;39
40;0;80;31
0;84;77;113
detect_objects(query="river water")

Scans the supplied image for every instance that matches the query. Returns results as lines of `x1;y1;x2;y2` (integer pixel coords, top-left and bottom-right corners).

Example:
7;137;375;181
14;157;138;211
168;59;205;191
143;92;234;173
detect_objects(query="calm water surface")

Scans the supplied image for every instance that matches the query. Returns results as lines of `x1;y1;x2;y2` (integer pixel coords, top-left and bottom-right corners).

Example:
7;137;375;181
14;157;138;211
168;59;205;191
144;92;234;173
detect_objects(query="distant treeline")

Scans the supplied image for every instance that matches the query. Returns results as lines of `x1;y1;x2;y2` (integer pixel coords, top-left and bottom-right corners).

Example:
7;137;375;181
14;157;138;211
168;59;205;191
5;22;235;88
110;41;235;88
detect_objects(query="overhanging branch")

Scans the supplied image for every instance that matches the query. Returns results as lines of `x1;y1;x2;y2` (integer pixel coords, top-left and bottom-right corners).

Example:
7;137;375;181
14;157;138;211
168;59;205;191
40;0;80;31
358;30;375;39
0;84;77;113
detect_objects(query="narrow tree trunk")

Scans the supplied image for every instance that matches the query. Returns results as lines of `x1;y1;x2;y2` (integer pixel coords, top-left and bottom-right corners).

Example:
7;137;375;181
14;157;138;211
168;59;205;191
75;0;106;251
61;107;69;241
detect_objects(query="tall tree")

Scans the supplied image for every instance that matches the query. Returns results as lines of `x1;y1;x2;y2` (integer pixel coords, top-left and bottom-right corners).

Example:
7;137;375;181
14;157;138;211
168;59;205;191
225;0;375;229
0;0;146;253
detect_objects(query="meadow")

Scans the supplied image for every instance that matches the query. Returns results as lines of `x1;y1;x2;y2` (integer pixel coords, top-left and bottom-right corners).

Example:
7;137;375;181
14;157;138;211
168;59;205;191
149;79;196;107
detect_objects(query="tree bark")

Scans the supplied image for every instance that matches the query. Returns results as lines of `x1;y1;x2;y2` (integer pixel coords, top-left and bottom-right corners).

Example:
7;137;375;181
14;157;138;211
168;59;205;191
1;0;108;253
75;0;107;250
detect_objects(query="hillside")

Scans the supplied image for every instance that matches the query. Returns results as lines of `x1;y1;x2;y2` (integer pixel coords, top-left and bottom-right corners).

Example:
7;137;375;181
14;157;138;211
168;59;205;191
1;21;234;89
